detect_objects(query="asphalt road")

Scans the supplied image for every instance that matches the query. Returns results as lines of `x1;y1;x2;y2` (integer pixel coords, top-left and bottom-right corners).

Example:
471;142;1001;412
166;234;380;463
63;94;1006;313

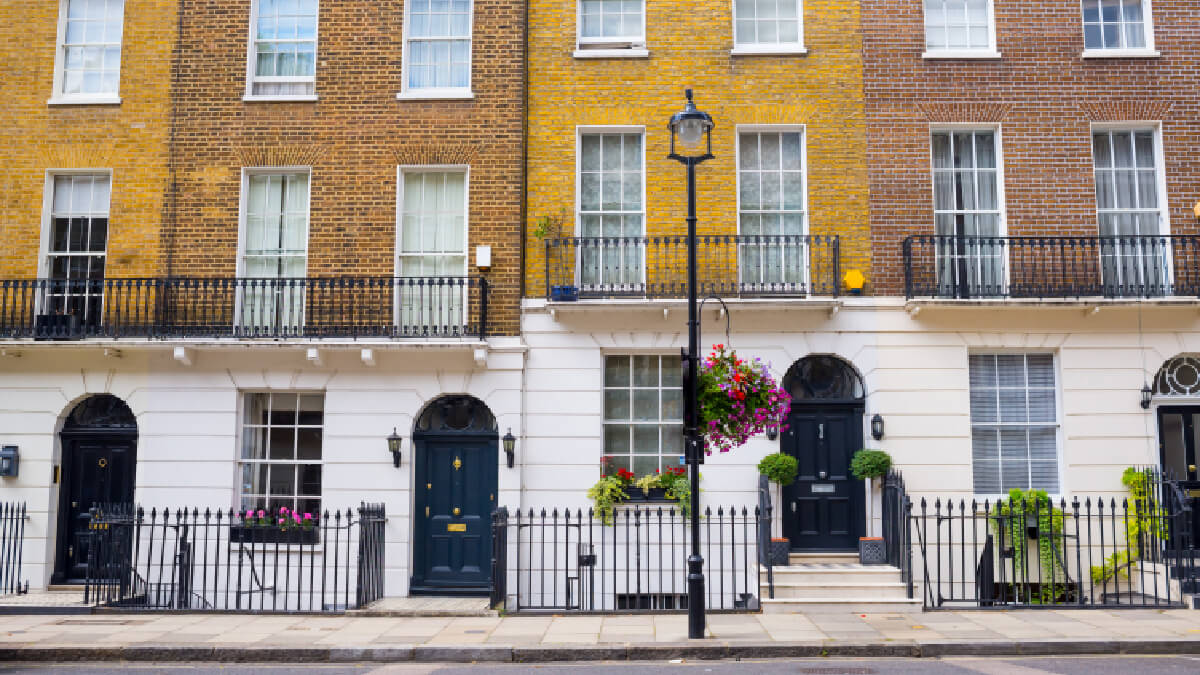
3;657;1200;675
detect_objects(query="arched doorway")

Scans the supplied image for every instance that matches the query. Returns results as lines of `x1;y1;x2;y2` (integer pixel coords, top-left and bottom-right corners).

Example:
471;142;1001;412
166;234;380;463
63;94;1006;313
55;394;138;583
410;395;498;595
1153;355;1200;544
779;356;866;552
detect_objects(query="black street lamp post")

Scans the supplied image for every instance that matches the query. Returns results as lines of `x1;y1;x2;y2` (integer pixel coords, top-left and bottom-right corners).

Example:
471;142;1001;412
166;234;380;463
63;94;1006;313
668;89;714;640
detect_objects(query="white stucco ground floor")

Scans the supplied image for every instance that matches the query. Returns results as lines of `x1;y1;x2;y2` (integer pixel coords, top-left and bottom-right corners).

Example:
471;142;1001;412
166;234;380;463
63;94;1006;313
1;298;1199;601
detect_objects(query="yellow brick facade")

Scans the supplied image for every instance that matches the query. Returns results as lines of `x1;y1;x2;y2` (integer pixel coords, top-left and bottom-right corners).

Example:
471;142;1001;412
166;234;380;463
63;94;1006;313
525;0;869;296
0;0;174;279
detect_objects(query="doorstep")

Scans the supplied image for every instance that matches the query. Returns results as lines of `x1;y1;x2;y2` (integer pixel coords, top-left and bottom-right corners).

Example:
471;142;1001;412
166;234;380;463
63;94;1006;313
347;595;497;617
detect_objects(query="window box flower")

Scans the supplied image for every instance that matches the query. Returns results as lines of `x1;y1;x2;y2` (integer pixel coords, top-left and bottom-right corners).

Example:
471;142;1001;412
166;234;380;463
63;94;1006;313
231;507;319;545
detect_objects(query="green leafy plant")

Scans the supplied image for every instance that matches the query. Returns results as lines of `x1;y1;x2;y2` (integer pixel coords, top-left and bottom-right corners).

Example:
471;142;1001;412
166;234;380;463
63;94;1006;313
587;474;630;526
591;460;697;524
532;209;568;240
992;488;1068;603
850;449;892;481
1091;550;1133;586
1090;468;1169;586
758;453;799;486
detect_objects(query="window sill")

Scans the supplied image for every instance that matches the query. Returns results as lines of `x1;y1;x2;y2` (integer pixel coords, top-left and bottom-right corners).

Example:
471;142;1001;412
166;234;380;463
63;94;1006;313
47;95;121;106
730;46;808;56
243;95;319;102
921;50;1002;60
1081;48;1160;59
395;90;475;100
573;48;650;59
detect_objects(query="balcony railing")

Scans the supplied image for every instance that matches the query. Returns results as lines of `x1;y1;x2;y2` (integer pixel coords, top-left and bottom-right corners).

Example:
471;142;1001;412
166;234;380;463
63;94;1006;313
904;235;1200;300
0;276;488;340
544;235;840;300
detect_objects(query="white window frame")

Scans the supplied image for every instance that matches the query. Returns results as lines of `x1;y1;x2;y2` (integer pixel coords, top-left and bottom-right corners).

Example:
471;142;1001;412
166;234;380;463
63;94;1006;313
236;391;326;515
575;126;648;293
921;0;1001;60
734;125;810;290
600;353;685;477
397;0;475;100
928;124;1009;293
37;170;114;324
573;0;649;59
236;167;313;278
967;351;1065;499
243;0;321;102
48;0;125;106
730;0;807;56
1080;0;1159;58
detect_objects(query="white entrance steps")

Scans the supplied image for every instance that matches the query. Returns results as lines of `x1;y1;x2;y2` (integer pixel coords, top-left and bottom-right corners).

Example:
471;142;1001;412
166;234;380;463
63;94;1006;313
760;552;922;613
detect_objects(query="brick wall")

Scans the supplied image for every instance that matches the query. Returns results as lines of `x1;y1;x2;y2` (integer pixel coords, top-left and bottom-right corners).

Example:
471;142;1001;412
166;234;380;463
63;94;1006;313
524;0;870;297
0;0;174;279
864;0;1200;296
171;0;524;335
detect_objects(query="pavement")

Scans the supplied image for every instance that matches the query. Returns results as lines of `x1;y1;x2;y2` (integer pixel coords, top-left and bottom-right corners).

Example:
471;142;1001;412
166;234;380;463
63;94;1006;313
1;608;1199;663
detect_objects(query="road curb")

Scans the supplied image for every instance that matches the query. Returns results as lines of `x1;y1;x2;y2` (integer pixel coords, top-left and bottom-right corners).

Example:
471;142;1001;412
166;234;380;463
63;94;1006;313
1;638;1198;663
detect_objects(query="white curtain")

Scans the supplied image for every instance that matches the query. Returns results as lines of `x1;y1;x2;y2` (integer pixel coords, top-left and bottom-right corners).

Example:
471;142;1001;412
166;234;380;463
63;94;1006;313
241;173;309;332
933;131;1004;297
1093;130;1165;295
399;172;467;332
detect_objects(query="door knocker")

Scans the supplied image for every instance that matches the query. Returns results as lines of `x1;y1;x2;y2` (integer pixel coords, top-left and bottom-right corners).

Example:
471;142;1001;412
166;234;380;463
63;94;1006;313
453;457;462;471
97;458;108;468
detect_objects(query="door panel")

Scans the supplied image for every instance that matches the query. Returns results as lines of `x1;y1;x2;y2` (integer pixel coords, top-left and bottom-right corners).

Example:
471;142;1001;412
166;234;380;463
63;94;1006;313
1158;407;1200;547
58;436;136;582
413;436;496;591
782;407;864;551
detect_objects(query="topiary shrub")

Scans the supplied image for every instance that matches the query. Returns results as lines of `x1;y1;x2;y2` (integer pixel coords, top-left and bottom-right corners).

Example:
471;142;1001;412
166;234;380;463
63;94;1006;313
850;449;892;481
758;452;799;486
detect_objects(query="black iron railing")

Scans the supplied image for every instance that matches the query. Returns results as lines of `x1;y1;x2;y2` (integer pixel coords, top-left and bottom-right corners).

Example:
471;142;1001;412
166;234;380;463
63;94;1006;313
881;470;913;599
0;277;488;340
545;235;840;300
492;505;760;614
84;504;385;613
756;475;775;600
1;501;27;596
490;507;509;610
904;235;1200;299
911;471;1195;609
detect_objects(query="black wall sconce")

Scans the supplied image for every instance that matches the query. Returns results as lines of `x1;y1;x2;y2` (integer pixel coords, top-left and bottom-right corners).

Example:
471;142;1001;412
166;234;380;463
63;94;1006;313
766;427;779;442
0;445;17;477
1141;383;1153;410
870;414;885;441
503;428;516;468
386;428;403;468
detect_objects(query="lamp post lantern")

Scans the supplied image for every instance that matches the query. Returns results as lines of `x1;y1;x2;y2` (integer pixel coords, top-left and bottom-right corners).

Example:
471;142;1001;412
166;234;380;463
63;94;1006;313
668;88;714;640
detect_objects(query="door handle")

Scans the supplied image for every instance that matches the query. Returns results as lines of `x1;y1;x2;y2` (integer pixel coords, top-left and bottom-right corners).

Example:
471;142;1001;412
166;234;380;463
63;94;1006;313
791;502;796;513
453;507;461;516
1190;465;1197;473
72;501;78;508
818;471;827;479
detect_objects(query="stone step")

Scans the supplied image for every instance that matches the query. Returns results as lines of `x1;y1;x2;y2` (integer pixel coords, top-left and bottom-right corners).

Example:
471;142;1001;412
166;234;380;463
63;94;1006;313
761;597;923;614
765;581;912;600
788;552;861;565
760;566;903;584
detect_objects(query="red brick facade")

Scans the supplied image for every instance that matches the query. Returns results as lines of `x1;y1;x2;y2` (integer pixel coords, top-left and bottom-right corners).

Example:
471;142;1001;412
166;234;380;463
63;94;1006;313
169;1;523;334
863;0;1200;296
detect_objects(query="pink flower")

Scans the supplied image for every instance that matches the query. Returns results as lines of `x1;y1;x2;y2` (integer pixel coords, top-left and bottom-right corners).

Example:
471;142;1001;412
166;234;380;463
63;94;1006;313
293;513;301;523
245;510;254;520
277;517;285;525
257;510;265;518
303;513;313;520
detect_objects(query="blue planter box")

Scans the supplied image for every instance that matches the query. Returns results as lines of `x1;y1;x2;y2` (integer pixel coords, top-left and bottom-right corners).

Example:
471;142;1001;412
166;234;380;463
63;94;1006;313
550;285;579;302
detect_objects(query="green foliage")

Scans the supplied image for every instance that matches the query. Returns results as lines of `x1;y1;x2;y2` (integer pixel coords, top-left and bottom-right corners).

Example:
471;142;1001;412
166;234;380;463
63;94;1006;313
1091;550;1133;586
586;475;629;526
532;209;568;240
758;453;799;486
1121;466;1169;545
992;489;1067;603
849;449;892;480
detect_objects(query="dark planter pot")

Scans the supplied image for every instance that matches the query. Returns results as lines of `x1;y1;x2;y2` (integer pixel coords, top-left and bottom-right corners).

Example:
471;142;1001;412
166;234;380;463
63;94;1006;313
625;487;672;503
229;525;319;545
768;539;790;567
34;313;83;340
550;285;579;302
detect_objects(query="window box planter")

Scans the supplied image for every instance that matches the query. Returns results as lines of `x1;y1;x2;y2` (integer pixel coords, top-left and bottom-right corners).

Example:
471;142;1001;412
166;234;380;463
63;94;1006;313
625;487;671;503
228;525;319;546
34;313;83;340
550;285;579;302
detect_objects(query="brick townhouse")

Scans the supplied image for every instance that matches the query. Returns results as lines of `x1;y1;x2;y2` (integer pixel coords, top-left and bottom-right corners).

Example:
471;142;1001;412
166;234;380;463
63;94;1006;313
0;0;525;600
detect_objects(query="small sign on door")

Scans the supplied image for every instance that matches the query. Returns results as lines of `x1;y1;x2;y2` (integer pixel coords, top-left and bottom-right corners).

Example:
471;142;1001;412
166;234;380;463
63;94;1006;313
811;484;835;494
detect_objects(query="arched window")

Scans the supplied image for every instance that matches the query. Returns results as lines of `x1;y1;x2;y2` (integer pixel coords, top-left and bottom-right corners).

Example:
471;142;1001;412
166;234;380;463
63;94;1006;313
782;356;864;402
415;395;497;434
1154;356;1200;397
62;394;137;432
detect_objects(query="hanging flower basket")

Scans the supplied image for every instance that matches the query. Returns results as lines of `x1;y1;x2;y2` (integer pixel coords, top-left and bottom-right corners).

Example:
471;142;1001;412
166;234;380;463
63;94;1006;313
698;344;790;454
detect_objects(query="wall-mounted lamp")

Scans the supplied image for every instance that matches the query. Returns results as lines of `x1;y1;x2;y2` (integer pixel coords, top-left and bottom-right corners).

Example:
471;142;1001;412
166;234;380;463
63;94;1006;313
0;445;17;477
870;414;885;441
766;427;779;442
1141;383;1153;410
476;245;492;272
386;428;403;468
503;428;516;468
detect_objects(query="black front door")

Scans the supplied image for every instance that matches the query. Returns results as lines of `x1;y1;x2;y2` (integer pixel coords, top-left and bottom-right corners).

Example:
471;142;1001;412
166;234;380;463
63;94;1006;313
55;434;137;583
1159;406;1200;546
781;406;864;551
412;435;497;594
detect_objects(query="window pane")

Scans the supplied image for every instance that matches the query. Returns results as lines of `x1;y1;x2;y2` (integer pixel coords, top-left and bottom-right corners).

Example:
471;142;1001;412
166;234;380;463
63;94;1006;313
969;354;1059;493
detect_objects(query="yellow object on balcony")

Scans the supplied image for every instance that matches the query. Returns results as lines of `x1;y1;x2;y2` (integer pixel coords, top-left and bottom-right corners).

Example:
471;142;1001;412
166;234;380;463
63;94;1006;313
843;269;866;294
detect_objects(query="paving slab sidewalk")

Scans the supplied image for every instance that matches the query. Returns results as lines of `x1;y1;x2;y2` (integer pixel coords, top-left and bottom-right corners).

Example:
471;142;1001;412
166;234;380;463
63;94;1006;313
0;608;1198;663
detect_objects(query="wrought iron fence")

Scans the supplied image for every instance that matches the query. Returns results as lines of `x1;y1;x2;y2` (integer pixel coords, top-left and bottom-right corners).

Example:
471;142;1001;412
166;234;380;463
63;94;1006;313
881;470;914;598
84;504;386;613
0;276;488;340
903;235;1200;299
544;235;840;300
1;501;27;596
756;475;775;600
492;505;760;614
911;472;1195;609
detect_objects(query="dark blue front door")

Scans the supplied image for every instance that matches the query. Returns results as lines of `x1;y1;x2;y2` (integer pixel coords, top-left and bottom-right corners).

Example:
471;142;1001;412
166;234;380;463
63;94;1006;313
781;405;864;551
411;435;496;594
